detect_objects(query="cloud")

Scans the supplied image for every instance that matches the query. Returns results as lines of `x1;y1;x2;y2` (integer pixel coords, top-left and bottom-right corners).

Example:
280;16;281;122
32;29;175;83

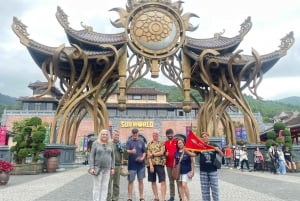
0;0;299;100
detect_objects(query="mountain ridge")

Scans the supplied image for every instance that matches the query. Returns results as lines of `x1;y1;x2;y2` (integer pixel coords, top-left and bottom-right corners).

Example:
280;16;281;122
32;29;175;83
276;96;300;106
0;93;17;105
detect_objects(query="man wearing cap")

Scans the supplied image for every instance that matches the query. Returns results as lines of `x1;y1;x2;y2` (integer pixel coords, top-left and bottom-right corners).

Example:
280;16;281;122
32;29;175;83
126;128;146;201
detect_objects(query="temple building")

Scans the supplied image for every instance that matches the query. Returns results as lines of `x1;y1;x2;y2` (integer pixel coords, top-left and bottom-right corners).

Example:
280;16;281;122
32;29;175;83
18;81;62;111
272;112;300;145
2;81;265;150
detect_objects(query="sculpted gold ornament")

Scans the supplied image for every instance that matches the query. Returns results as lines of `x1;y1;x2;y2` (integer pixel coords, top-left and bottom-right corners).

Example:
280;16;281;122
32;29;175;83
110;1;198;59
126;4;185;59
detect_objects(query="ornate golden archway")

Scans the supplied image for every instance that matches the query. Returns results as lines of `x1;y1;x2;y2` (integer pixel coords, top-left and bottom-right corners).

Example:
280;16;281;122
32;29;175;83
12;0;294;144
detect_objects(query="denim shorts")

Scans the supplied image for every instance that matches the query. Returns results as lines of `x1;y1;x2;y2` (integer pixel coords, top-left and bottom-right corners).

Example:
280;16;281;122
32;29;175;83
128;167;146;182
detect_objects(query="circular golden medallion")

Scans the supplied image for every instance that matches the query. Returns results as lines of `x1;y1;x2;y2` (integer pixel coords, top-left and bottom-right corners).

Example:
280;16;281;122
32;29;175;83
126;4;185;59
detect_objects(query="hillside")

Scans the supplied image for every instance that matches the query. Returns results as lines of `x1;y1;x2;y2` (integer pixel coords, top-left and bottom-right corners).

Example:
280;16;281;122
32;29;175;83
244;95;300;121
0;93;20;118
0;93;17;105
133;79;300;122
133;78;202;102
277;96;300;106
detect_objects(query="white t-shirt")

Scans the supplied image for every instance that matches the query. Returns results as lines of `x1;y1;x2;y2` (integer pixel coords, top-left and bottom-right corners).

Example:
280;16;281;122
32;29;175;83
268;146;275;157
239;150;248;161
278;150;285;162
234;149;240;159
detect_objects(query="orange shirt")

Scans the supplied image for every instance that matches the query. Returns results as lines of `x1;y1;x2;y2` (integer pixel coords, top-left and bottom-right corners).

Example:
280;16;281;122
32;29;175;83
225;147;233;158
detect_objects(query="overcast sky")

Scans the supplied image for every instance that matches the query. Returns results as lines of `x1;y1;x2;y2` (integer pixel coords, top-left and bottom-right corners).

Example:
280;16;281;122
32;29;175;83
0;0;299;100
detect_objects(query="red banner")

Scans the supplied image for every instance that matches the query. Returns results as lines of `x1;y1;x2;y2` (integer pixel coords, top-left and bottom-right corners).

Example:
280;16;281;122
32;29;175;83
185;130;215;152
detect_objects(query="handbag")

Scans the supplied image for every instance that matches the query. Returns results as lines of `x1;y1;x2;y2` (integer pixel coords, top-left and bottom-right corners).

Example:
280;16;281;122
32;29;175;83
171;152;184;180
172;164;181;180
88;167;101;176
213;154;222;169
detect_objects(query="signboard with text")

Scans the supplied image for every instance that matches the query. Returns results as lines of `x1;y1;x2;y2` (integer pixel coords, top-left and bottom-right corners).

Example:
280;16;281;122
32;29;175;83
120;121;154;128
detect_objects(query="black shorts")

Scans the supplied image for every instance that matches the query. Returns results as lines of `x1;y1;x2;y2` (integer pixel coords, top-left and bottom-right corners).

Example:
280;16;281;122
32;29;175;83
286;159;292;163
147;165;166;183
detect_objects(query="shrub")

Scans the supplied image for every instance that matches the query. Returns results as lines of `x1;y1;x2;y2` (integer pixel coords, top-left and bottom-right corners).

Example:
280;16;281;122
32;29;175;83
10;117;46;164
275;137;284;144
282;129;291;136
265;139;275;149
285;136;292;144
236;140;247;146
266;131;277;140
273;122;285;133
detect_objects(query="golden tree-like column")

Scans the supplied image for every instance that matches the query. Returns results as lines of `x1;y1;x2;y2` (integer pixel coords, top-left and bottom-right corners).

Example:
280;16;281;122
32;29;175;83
41;44;120;144
193;49;263;144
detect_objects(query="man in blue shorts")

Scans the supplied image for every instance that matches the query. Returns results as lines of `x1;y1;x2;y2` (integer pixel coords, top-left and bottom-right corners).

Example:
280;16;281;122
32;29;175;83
126;128;146;201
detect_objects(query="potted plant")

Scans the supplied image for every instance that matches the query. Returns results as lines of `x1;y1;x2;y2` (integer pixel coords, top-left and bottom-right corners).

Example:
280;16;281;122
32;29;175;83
10;117;47;175
43;149;61;158
44;149;61;173
0;160;14;185
10;117;47;164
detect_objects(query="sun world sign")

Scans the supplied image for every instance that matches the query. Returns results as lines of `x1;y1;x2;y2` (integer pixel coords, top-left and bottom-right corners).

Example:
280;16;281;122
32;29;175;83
120;121;154;128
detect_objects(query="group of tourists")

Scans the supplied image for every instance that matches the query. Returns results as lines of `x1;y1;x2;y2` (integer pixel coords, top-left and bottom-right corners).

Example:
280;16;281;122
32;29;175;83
223;142;297;175
223;145;253;171
88;128;224;201
268;143;297;174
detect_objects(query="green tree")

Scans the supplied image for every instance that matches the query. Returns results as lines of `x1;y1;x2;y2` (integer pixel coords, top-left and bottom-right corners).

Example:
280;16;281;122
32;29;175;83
273;122;285;133
266;130;277;140
10;117;46;164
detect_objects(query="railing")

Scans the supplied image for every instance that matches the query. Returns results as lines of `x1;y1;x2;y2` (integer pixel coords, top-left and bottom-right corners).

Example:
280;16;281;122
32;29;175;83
3;110;56;115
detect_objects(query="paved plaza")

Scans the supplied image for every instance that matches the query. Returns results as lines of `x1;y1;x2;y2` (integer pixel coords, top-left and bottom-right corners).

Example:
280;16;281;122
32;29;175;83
1;165;299;201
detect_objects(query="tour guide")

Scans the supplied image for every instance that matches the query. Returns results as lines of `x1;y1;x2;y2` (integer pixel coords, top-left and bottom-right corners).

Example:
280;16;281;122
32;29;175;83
185;131;224;201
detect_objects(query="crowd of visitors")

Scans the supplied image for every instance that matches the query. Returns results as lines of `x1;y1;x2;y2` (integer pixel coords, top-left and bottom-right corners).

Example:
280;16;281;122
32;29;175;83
224;143;297;175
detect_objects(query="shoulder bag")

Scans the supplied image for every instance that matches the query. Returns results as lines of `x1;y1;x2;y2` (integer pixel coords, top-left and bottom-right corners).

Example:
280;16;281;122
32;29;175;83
213;153;222;169
171;152;184;180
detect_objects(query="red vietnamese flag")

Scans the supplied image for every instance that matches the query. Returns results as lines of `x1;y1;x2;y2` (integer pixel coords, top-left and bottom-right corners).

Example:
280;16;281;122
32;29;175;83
185;130;215;152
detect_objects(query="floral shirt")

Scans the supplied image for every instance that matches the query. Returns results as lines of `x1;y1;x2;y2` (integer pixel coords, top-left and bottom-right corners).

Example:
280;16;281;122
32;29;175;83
147;140;165;166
